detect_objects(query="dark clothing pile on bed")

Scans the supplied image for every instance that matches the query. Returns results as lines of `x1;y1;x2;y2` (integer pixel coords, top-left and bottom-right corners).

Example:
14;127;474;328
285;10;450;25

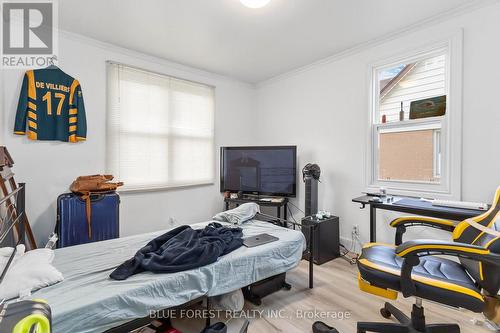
110;223;243;280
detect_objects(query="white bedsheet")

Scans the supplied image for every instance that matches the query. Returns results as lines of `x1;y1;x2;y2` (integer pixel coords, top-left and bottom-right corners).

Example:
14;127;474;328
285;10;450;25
29;220;306;333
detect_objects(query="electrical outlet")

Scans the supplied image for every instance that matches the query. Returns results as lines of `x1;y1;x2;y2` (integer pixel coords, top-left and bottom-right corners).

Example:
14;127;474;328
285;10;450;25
352;225;359;237
168;217;176;226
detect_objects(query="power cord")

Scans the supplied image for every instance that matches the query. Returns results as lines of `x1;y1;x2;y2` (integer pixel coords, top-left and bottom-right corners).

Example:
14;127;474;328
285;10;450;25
339;243;359;265
288;201;305;215
351;229;363;254
287;205;298;223
338;228;362;266
287;205;299;229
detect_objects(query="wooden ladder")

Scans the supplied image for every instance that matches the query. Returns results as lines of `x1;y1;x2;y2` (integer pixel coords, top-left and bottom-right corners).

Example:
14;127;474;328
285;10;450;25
0;146;37;249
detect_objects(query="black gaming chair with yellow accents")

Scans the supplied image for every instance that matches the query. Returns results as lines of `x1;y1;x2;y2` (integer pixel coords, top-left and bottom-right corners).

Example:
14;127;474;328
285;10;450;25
356;186;500;333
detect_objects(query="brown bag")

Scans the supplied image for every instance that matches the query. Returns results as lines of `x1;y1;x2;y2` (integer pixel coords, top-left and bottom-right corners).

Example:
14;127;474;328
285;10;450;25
70;175;124;238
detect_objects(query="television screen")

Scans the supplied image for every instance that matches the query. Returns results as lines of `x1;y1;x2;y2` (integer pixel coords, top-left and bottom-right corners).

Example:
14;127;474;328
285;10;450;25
220;146;296;197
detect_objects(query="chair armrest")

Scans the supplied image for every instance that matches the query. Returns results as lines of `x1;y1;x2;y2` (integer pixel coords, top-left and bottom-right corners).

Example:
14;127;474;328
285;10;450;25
390;216;457;229
390;217;457;245
395;239;500;297
396;239;495;261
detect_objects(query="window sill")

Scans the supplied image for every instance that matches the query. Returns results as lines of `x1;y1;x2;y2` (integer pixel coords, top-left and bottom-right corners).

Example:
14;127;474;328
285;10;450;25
375;116;444;129
366;184;459;200
118;181;215;194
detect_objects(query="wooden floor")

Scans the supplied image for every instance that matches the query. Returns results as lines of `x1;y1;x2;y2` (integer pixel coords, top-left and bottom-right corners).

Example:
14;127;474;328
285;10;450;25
173;259;494;333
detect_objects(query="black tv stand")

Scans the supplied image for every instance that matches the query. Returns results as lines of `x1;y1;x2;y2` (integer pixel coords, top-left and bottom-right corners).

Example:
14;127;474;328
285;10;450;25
224;196;289;221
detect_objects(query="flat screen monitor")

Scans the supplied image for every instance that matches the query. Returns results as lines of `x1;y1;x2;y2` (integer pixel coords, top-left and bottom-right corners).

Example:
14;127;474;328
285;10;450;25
220;146;297;197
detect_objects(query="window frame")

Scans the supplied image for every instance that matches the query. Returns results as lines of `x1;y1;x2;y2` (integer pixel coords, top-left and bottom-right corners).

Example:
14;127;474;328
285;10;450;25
105;61;216;193
365;32;463;199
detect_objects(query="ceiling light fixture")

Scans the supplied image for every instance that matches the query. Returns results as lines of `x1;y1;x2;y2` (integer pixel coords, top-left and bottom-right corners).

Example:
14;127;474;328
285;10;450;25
240;0;271;9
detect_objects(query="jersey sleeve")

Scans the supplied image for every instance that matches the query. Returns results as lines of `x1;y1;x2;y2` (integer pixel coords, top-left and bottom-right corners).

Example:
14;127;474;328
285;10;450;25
69;81;87;142
14;73;29;135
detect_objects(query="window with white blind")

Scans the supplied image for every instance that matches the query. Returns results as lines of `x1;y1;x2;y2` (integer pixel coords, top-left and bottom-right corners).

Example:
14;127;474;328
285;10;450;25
106;63;215;191
367;36;463;198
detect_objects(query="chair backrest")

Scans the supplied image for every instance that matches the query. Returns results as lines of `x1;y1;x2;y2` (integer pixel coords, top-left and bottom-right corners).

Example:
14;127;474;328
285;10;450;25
452;186;500;295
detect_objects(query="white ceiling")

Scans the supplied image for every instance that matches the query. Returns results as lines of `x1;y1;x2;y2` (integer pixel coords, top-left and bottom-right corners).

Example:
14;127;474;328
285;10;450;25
59;0;476;83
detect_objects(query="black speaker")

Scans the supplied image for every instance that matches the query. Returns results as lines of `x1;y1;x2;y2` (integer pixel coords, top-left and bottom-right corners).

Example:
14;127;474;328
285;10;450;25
304;176;318;217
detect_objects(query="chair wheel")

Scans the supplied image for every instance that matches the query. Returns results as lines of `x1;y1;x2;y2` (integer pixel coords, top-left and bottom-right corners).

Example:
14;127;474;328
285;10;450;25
380;307;391;319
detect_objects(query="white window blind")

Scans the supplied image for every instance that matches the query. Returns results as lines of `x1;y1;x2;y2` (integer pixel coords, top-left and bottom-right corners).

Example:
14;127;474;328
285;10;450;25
106;63;215;191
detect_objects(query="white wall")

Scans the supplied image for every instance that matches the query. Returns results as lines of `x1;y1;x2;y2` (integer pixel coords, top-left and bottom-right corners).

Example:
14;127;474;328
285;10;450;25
2;3;499;249
1;32;256;245
255;3;500;247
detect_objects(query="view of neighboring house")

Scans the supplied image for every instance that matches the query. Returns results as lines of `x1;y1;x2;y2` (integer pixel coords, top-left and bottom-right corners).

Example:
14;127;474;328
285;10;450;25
378;54;445;183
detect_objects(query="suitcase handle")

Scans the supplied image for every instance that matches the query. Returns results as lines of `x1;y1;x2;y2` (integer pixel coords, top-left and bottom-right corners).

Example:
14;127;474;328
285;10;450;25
77;193;106;203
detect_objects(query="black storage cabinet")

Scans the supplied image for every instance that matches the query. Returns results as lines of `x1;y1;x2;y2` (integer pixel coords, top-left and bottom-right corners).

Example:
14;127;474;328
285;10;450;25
301;215;340;265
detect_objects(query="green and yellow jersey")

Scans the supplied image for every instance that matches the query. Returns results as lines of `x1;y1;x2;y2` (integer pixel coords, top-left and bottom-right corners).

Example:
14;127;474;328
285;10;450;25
14;67;87;142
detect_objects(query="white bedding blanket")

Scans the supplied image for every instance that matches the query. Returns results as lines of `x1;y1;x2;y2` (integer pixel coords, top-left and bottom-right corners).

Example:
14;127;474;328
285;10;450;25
213;202;260;225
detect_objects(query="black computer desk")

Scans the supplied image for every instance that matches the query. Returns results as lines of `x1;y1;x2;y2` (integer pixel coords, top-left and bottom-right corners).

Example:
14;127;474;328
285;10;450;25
352;195;488;242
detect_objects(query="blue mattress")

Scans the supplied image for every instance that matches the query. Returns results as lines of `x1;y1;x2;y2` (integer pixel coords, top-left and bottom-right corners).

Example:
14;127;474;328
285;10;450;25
31;220;306;333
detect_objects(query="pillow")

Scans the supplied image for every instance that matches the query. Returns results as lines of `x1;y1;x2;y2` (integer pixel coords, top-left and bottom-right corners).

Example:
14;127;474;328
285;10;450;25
213;202;260;225
0;247;63;300
0;244;25;267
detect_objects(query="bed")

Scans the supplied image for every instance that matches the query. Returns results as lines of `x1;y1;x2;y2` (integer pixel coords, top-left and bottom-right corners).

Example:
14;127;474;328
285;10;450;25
29;219;306;333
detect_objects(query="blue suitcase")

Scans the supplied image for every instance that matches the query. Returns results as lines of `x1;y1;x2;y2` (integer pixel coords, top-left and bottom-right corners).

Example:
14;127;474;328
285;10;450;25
56;192;120;248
